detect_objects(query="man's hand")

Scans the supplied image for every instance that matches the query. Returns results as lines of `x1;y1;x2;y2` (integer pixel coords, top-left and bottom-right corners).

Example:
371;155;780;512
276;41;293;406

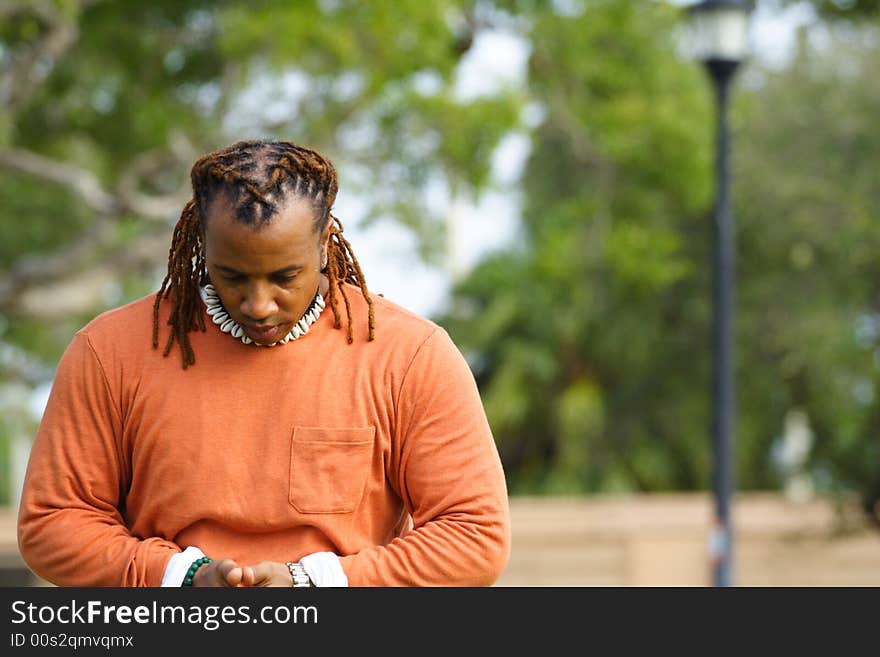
242;561;295;587
191;559;255;587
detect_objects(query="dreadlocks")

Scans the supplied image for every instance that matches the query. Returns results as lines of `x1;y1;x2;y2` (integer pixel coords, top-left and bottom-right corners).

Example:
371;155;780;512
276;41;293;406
152;139;375;369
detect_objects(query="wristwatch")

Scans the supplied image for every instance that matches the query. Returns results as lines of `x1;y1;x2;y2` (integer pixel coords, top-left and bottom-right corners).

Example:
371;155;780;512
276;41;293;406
286;561;312;587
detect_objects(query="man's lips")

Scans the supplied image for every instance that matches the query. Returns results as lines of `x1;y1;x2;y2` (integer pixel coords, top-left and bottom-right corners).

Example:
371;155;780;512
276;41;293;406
244;323;286;343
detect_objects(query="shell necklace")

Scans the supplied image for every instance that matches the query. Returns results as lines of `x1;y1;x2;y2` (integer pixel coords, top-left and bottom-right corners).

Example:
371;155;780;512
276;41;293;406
199;283;326;346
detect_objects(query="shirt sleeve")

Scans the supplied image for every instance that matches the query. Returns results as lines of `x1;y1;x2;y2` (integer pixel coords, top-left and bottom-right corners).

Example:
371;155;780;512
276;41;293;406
300;552;348;587
338;327;511;586
161;546;207;587
17;330;181;586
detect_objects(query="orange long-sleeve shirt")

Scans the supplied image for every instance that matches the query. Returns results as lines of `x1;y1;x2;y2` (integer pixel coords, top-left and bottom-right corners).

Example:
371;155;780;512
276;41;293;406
18;285;510;586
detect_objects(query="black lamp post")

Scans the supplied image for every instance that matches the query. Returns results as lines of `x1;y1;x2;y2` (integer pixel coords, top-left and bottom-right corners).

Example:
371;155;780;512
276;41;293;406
687;0;752;588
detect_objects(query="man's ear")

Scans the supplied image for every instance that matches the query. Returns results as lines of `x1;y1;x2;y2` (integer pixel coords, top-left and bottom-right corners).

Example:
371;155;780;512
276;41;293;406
320;221;332;270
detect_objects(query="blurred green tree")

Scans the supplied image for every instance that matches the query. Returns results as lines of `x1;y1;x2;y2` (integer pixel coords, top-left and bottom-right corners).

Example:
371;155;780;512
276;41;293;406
0;0;521;329
789;0;880;17
442;0;715;494
443;0;880;527
734;23;880;524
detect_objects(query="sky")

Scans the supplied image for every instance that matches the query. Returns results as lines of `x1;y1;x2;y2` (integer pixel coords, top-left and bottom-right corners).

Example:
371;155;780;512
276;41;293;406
333;28;532;319
333;1;818;320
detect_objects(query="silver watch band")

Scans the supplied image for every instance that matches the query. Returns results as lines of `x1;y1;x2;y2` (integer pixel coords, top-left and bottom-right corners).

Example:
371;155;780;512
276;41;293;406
286;561;312;587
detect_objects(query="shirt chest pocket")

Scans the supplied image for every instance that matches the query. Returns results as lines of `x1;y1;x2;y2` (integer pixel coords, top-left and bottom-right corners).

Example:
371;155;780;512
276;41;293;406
289;426;376;514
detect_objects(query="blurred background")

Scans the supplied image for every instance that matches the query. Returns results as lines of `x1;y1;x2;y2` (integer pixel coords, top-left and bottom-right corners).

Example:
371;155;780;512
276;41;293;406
1;0;879;586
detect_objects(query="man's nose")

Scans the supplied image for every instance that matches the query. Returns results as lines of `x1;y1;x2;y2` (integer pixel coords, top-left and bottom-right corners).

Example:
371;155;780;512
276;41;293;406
240;284;279;321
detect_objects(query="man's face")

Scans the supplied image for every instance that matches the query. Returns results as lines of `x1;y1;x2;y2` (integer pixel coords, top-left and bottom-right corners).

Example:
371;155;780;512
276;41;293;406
204;195;329;346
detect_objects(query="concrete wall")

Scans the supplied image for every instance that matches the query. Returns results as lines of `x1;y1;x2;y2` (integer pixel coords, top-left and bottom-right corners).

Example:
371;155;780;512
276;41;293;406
496;493;880;586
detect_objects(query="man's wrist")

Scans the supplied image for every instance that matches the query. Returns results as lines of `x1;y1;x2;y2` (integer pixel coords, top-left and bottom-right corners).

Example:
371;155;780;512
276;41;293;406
286;561;312;587
162;547;207;587
182;556;212;586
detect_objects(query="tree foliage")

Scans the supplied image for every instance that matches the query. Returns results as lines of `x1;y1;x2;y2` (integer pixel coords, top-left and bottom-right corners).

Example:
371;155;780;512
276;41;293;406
442;1;880;525
443;0;715;494
0;0;524;343
789;0;880;18
734;23;880;522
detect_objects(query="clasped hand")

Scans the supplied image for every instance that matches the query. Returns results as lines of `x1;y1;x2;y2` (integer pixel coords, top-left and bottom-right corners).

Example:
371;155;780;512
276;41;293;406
191;560;295;587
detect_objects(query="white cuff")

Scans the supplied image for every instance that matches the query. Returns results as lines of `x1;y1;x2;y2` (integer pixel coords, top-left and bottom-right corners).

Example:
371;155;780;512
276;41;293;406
300;552;348;587
161;546;207;587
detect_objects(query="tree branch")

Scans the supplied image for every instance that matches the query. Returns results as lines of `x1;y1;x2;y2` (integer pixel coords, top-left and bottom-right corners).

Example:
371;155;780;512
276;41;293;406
0;1;84;113
0;216;117;310
0;146;191;220
0;148;119;215
2;224;171;319
0;143;190;313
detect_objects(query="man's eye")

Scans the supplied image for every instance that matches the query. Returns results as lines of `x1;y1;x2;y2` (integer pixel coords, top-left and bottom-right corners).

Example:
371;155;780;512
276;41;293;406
276;275;297;284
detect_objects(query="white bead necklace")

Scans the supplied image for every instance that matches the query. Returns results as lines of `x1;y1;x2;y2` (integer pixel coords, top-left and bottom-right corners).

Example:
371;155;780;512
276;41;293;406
199;283;326;347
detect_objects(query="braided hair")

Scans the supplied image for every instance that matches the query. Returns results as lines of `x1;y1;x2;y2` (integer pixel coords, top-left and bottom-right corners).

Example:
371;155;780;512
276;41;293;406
152;140;375;369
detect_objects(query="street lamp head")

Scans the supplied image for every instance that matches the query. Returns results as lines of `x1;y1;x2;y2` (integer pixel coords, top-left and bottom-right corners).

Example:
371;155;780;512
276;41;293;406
687;0;754;66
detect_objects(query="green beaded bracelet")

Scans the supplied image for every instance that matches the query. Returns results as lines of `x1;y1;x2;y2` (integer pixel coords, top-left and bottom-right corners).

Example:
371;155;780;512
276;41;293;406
182;556;213;587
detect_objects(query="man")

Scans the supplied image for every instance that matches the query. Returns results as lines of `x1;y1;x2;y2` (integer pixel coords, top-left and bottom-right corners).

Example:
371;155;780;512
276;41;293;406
18;139;510;587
